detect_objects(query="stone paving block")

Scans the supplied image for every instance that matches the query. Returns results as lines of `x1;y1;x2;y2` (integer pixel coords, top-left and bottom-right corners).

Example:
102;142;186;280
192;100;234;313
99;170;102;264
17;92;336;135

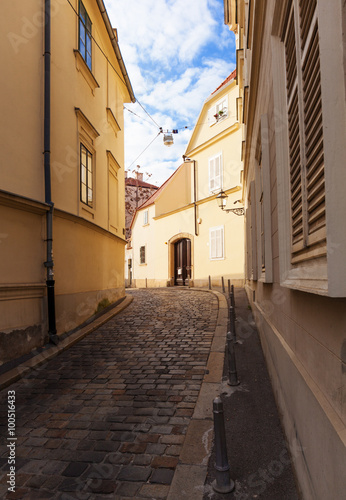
149;468;175;484
151;456;179;469
117;466;152;482
62;461;89;477
139;483;170;498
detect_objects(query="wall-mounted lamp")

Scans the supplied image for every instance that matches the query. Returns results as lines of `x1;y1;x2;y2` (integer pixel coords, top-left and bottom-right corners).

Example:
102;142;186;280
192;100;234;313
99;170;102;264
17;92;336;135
216;190;245;216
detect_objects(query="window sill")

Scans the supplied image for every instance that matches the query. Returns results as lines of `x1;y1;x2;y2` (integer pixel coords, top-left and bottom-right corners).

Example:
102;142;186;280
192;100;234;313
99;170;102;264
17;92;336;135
74;50;100;94
281;259;328;296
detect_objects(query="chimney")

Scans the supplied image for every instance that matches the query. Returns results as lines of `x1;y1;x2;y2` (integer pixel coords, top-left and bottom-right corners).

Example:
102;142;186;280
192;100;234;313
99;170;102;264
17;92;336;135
135;172;143;181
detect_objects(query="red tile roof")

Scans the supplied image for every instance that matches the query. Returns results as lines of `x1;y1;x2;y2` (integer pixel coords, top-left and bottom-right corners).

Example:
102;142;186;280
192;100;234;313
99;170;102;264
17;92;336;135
211;69;236;95
125;177;159;189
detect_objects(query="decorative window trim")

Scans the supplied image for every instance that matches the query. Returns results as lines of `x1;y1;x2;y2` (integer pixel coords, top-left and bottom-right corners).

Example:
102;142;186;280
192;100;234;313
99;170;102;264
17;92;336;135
209;226;224;260
74;50;100;94
208;152;223;193
256;114;273;283
106;108;121;138
107;150;120;234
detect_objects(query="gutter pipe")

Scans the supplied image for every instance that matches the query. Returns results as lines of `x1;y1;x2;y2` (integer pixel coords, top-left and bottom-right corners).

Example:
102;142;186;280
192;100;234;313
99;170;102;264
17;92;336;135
96;0;136;103
44;0;58;344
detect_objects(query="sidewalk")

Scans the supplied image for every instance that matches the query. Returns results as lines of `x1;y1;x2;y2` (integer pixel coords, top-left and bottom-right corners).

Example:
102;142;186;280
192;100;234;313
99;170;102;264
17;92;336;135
202;288;300;500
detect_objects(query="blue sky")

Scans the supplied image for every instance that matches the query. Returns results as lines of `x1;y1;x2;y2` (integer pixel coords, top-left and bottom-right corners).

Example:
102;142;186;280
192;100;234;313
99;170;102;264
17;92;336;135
104;0;236;186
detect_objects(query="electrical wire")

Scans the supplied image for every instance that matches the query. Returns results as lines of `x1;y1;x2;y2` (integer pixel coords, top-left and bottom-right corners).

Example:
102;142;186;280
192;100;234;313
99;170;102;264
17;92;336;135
124;106;158;129
137;100;161;129
126;132;162;170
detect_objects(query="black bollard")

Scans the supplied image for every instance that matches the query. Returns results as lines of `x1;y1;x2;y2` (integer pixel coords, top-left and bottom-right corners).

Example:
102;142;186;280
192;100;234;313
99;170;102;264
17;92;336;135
227;279;231;295
229;305;236;342
212;397;235;493
221;276;225;293
227;332;240;386
208;275;212;290
231;284;235;309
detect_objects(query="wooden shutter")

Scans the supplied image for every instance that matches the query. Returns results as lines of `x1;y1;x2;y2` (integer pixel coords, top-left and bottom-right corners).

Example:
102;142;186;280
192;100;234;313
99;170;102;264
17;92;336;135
209;158;215;191
283;0;326;262
299;0;326;248
210;227;224;259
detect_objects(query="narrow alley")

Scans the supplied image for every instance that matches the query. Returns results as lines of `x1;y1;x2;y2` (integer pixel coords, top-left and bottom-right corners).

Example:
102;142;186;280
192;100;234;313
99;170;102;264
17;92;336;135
0;289;219;499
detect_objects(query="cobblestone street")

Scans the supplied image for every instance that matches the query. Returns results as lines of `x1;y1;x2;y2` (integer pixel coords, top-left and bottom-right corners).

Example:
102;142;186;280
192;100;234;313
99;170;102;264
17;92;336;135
0;289;219;499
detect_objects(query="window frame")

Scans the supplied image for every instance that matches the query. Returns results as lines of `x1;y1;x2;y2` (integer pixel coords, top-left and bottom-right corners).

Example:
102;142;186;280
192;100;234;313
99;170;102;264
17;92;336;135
80;143;93;208
143;210;149;225
209;226;225;261
208;95;229;126
139;245;146;265
79;0;92;71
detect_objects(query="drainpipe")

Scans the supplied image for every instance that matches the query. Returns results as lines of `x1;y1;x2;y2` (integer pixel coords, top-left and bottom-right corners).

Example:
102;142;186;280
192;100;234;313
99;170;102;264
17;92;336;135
183;156;198;236
44;0;58;344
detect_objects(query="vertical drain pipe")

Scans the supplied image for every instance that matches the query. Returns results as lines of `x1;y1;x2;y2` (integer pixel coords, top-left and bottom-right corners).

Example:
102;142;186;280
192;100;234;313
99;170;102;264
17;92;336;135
44;0;58;344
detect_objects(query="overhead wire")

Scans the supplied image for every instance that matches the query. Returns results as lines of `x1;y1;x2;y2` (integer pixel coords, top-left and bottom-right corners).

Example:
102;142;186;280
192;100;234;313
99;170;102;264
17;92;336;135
126;132;162;170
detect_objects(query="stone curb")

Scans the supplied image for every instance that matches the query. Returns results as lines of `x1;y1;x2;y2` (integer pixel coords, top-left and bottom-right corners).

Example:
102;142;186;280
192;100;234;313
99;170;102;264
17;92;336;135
167;288;227;500
0;295;134;391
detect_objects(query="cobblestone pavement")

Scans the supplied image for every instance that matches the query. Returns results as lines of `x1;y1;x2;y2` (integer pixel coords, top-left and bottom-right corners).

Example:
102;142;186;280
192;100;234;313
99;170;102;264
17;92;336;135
0;288;218;499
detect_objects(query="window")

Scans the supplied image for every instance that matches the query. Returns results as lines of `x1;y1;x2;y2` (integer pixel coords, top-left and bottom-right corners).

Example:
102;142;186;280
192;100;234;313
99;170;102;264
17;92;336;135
283;0;325;263
143;210;149;225
79;1;92;70
210;226;224;260
209;153;223;193
80;144;93;207
208;96;229;126
139;245;146;264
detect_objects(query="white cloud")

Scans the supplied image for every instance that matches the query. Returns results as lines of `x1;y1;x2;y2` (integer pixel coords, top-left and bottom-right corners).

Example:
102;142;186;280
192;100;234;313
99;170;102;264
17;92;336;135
104;0;236;187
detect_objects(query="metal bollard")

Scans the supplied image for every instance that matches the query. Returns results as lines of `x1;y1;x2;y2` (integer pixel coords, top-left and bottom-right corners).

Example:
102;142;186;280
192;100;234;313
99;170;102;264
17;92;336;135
227;332;240;386
212;397;235;493
227;279;231;296
231;284;235;311
208;275;212;290
221;276;225;293
229;305;236;342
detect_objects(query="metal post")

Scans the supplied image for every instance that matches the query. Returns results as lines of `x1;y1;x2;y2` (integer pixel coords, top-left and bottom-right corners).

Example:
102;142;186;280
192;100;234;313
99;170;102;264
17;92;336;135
228;279;231;295
229;305;236;342
212;397;235;493
208;275;211;290
227;332;240;386
221;276;225;293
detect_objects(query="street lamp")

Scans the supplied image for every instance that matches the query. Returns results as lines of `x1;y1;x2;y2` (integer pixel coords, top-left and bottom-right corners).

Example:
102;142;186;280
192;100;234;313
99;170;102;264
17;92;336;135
216;189;245;216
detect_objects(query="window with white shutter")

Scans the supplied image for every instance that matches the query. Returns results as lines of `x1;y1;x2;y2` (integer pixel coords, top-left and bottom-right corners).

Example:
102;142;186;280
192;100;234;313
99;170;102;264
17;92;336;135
283;0;326;263
209;153;223;193
139;245;146;264
210;226;224;260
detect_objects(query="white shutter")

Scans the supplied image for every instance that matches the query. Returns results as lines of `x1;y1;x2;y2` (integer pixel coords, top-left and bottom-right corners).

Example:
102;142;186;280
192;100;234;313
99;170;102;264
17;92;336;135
210;226;224;259
214;155;221;190
208;105;217;126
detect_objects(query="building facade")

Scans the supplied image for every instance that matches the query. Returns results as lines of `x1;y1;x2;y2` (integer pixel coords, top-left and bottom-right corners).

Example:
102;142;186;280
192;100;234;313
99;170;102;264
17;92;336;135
129;72;245;288
224;0;346;498
0;0;134;363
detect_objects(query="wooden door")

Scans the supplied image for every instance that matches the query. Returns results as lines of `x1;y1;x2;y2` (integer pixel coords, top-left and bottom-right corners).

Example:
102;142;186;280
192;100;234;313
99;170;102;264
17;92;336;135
174;239;191;286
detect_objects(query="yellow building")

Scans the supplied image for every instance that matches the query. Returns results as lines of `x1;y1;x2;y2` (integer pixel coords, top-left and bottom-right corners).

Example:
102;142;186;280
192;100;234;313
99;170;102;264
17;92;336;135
224;0;346;498
130;72;245;288
0;0;134;363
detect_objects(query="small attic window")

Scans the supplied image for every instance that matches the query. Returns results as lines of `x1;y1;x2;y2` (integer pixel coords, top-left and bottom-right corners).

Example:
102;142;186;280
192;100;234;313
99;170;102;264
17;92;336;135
208;95;229;126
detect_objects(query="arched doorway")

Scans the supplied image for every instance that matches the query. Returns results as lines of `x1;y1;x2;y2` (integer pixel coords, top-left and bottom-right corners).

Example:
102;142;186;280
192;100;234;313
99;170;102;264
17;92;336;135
174;238;191;286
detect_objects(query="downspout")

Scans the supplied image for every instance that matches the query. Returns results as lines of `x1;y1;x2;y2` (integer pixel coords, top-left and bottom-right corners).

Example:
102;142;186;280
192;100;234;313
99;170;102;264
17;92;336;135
44;0;58;344
193;160;198;237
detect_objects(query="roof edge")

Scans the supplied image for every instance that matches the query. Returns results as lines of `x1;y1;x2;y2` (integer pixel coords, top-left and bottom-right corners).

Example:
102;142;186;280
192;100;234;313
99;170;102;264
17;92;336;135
96;0;136;103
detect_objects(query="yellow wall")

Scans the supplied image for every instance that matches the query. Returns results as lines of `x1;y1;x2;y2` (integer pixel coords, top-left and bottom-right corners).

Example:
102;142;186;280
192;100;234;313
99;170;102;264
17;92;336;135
0;0;131;361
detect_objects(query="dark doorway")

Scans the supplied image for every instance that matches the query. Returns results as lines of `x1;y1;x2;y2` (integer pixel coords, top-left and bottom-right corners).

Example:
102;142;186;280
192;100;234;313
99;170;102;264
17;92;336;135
174;238;191;286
